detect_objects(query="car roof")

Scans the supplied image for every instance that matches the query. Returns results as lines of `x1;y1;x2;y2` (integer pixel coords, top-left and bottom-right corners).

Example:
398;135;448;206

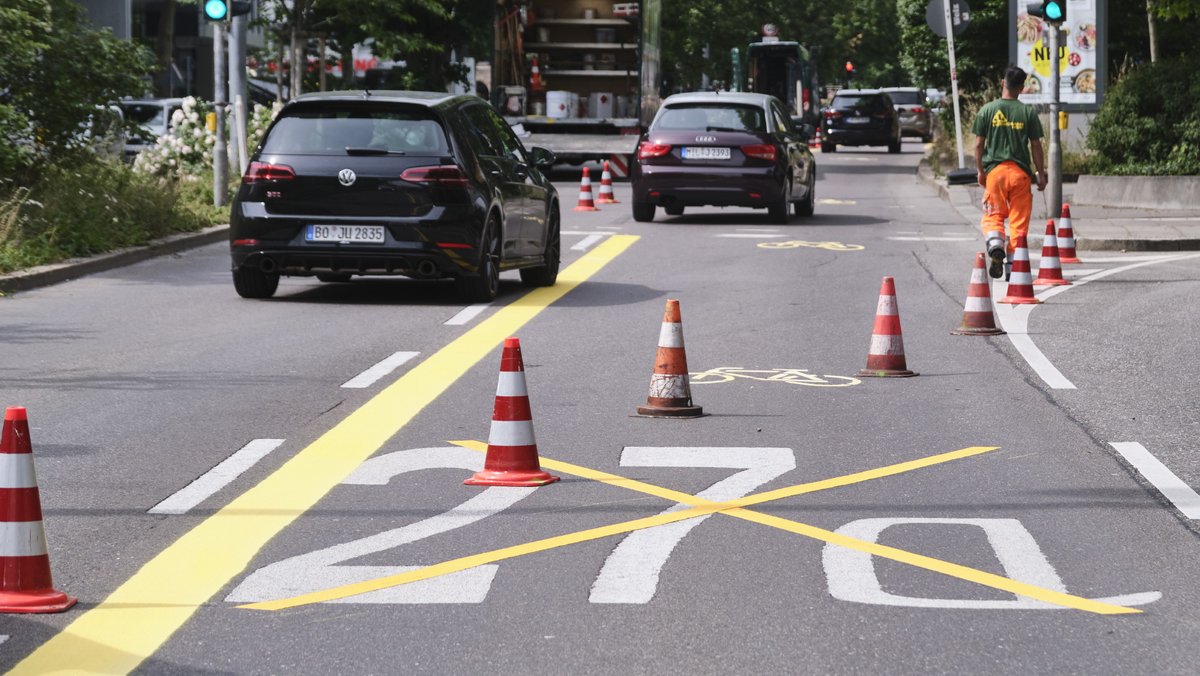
879;87;920;93
833;89;883;96
287;90;478;110
661;91;776;107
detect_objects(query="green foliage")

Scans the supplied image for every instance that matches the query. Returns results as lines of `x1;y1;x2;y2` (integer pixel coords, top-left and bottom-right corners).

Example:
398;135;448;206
1087;54;1200;175
897;0;1009;93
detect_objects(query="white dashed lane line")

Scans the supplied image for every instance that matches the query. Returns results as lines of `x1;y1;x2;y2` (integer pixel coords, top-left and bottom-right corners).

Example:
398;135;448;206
340;351;420;388
1110;442;1200;519
445;305;490;326
571;234;605;251
149;439;286;515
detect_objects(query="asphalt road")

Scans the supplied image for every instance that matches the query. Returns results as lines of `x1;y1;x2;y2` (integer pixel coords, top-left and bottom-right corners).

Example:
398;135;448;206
2;140;1198;674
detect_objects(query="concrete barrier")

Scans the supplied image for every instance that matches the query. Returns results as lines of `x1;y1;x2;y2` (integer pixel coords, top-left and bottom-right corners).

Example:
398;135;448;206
1073;175;1200;210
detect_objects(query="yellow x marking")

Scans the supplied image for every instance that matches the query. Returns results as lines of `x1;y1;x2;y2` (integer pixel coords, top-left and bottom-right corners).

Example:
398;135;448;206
241;442;1139;615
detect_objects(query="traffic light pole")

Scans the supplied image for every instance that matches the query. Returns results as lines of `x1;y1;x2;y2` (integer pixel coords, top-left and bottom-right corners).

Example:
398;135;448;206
941;0;975;185
213;21;228;208
1047;23;1063;219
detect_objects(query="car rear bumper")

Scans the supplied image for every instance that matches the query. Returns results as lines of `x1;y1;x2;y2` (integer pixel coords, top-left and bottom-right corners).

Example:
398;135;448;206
631;165;785;207
898;117;932;136
823;128;894;146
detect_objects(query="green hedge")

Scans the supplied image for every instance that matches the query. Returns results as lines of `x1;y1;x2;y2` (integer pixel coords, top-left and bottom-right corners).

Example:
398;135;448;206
1087;55;1200;175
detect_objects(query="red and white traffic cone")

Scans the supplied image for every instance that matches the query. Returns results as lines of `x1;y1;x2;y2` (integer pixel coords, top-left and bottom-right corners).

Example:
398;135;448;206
0;407;76;613
529;55;544;92
857;277;917;377
1034;219;1071;287
1057;204;1081;264
636;299;704;417
952;253;1005;336
596;161;619;204
999;235;1042;304
573;167;600;212
465;338;559;487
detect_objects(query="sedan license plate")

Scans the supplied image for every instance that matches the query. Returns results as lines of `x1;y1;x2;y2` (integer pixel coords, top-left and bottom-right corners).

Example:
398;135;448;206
682;146;731;160
306;224;386;244
847;116;870;124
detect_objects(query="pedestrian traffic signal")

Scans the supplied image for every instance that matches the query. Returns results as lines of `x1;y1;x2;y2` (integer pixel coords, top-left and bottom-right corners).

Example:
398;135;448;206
1026;1;1066;24
203;0;252;21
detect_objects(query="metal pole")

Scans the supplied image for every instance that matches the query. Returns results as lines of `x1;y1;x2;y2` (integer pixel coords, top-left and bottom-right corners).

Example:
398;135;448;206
228;14;247;174
1048;23;1063;218
213;21;228;209
943;0;966;170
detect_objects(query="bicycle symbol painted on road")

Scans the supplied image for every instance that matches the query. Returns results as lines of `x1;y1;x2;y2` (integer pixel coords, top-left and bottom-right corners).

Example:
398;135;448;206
757;240;865;251
689;367;861;387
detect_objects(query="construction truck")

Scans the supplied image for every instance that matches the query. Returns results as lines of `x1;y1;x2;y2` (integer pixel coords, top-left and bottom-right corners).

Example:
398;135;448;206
740;26;822;129
491;0;662;174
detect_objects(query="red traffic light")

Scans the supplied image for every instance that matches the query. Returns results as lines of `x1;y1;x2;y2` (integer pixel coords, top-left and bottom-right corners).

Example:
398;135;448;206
845;61;855;73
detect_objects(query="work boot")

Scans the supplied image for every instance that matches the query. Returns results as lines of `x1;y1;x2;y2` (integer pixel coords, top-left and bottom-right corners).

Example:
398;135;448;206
1005;261;1012;282
986;239;1006;279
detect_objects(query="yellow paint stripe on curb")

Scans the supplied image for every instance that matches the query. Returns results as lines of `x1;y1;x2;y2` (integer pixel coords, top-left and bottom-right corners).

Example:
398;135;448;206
9;235;639;676
246;442;1137;615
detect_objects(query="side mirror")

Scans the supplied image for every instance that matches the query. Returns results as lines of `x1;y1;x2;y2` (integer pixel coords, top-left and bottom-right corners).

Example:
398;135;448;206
529;146;556;168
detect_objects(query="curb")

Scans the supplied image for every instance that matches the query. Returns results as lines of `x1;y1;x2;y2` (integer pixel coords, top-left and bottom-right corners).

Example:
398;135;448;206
0;224;229;295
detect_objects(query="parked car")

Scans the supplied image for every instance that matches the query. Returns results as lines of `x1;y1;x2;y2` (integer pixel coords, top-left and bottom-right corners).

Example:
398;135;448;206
880;86;933;143
629;91;817;224
117;97;185;160
228;91;561;301
820;89;901;154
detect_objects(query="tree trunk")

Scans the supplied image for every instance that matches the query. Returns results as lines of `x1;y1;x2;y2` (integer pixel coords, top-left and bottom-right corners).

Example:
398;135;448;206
275;28;286;102
154;0;178;96
318;36;327;92
291;27;304;97
1147;0;1159;63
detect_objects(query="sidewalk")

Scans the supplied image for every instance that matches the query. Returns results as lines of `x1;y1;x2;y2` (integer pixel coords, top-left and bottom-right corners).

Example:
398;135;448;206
917;162;1200;251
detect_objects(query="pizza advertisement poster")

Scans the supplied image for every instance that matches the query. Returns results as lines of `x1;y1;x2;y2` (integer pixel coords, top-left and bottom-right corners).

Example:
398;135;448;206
1011;0;1102;108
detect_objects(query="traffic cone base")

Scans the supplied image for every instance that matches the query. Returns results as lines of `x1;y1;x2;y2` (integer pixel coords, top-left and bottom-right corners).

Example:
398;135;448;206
636;300;705;418
952;252;1005;336
858;277;918;377
464;339;560;487
0;407;77;614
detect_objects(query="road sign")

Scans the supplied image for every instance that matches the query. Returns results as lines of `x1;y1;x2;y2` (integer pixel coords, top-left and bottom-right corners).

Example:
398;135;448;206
927;0;971;37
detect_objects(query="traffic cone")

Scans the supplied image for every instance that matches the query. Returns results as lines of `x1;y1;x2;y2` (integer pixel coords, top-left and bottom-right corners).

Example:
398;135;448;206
857;277;917;377
636;299;704;418
998;235;1042;304
1034;219;1072;287
465;338;560;487
1057;204;1081;264
573;167;600;212
596;161;619;204
0;407;76;613
529;55;544;92
951;253;1005;336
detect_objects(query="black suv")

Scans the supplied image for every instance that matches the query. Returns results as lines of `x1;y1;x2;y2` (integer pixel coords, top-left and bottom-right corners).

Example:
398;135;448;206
229;91;560;301
820;89;902;153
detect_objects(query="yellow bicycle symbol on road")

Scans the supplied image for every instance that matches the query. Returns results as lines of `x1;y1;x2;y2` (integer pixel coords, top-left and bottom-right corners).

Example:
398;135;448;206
690;367;861;387
757;240;865;251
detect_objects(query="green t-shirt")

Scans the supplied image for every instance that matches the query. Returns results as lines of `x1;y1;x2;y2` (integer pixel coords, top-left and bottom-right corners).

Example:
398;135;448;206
971;98;1044;178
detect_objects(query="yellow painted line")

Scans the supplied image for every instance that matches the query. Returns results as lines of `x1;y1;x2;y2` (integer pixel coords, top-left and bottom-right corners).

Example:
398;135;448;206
247;442;1137;615
9;235;640;675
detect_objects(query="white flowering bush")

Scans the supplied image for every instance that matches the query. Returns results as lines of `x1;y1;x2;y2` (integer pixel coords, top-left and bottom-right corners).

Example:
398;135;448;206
133;96;281;180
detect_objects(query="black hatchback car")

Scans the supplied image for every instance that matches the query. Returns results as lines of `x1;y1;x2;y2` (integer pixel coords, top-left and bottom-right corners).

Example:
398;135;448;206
229;91;560;301
820;89;902;154
629;92;817;224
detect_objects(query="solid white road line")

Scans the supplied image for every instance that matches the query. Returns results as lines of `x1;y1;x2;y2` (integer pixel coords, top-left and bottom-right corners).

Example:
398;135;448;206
445;305;489;326
571;233;605;251
148;439;285;515
1110;442;1200;519
341;351;420;388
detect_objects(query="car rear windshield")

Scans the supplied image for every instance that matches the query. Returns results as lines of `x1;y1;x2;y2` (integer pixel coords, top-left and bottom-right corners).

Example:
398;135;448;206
119;103;178;131
654;104;766;132
831;95;889;112
885;91;922;105
261;104;450;155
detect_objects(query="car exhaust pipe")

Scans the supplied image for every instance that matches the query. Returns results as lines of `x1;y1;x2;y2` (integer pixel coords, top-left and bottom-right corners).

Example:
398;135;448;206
258;257;277;274
417;260;438;277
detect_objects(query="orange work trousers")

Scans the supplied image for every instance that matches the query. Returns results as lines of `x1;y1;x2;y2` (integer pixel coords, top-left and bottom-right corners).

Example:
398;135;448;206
980;161;1032;255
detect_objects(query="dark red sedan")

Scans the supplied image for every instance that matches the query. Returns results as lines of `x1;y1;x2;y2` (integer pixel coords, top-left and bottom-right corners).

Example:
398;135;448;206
629;92;817;224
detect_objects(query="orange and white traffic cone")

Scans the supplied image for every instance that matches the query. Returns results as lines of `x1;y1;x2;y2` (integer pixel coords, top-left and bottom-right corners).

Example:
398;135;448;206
573;167;600;212
999;235;1042;304
0;407;76;613
1057;204;1081;264
952;253;1005;336
465;338;559;487
636;299;704;418
857;277;917;377
1034;219;1071;287
529;55;544;92
596;161;619;204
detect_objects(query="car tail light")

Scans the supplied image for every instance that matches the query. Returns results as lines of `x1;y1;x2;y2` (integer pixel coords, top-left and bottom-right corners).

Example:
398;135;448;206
913;106;925;113
741;144;777;161
243;162;295;183
231;239;260;247
824;110;842;120
401;165;470;186
638;142;671;160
